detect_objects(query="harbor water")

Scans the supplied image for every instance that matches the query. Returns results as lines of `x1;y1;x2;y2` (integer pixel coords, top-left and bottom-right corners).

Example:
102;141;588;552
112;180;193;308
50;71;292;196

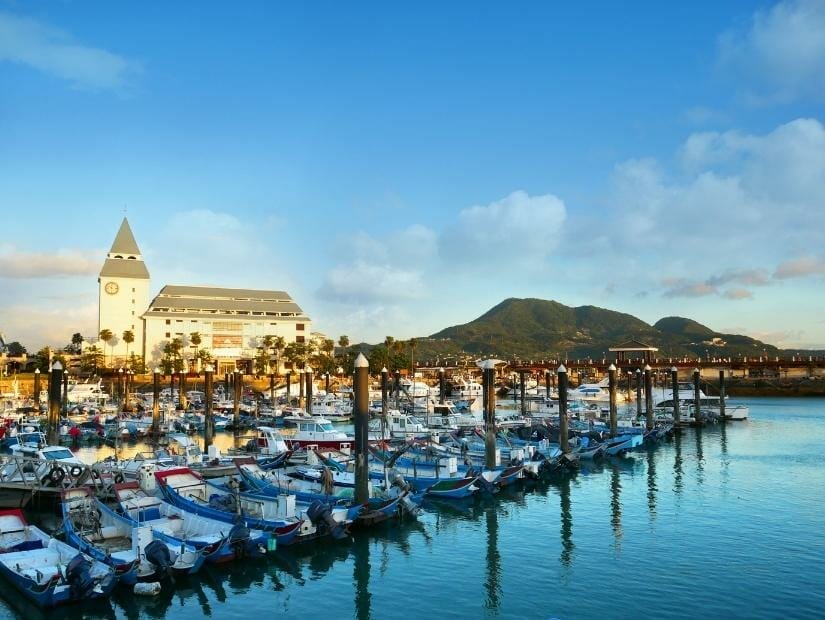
1;397;824;619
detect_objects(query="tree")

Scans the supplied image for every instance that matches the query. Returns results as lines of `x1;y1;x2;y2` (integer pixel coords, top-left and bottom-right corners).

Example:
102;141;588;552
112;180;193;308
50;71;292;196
284;341;309;369
272;336;286;376
70;333;84;354
254;348;270;376
128;353;145;374
32;347;51;372
261;335;274;374
190;332;202;370
337;335;350;356
80;345;103;374
122;330;135;362
161;338;184;373
408;338;417;374
99;329;113;368
6;341;26;357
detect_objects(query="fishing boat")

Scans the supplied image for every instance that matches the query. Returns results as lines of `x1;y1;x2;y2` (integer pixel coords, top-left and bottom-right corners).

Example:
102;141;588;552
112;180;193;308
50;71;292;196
604;433;644;456
154;468;305;545
113;481;272;563
61;488;205;584
279;417;357;452
0;509;117;608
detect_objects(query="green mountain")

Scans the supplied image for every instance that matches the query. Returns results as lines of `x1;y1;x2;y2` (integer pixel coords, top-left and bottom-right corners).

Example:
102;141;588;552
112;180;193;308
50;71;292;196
414;297;782;360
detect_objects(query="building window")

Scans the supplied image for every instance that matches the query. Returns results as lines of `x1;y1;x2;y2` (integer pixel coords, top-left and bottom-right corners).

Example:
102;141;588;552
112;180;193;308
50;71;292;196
296;324;305;331
165;319;170;325
165;332;170;338
296;335;305;343
132;288;135;293
132;311;135;316
132;299;135;304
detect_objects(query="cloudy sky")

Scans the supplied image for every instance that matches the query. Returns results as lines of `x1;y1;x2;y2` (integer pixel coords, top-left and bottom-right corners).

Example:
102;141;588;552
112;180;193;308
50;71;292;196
1;1;824;351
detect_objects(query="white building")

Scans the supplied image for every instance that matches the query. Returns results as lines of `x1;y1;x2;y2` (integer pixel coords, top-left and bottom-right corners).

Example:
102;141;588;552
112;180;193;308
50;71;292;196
97;218;151;360
98;218;311;373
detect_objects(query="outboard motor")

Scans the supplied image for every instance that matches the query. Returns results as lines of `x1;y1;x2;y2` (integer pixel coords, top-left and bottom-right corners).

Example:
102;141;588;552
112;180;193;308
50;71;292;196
144;539;176;571
228;522;252;557
306;500;348;540
65;554;97;599
468;469;497;495
399;492;422;518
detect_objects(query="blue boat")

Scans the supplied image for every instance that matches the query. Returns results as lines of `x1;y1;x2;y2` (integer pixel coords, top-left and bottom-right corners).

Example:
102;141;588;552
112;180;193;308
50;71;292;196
113;482;273;563
61;488;205;583
155;467;348;546
604;433;644;456
0;509;117;608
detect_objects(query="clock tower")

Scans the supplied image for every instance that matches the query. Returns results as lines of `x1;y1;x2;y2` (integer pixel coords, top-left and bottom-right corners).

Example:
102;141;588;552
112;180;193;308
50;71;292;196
98;218;151;364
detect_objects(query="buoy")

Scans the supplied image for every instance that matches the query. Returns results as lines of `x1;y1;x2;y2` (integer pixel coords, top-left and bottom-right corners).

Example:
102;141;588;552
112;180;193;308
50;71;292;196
134;581;162;596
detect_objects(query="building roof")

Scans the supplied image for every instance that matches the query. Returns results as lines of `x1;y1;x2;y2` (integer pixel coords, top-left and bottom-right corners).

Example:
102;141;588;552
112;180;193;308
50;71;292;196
99;257;150;279
608;339;659;352
109;218;142;256
143;285;309;321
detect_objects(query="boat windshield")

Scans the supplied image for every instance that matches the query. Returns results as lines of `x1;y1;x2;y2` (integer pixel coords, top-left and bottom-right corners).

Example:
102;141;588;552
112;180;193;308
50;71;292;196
320;423;335;432
43;449;75;460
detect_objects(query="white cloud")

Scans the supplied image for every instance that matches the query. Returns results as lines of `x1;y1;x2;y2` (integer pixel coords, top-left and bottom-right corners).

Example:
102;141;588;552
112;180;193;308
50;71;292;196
319;261;425;303
774;256;825;279
0;11;140;92
0;303;97;351
718;0;825;103
440;190;566;266
0;244;99;278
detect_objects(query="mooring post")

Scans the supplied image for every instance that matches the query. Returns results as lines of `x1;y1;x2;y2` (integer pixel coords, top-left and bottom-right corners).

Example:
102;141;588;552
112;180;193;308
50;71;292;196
269;373;275;404
438;367;446;405
33;368;41;409
394;370;401;409
719;369;726;419
545;368;551;400
644;364;654;430
635;368;643;417
179;370;187;410
671;366;681;427
62;369;69;416
325;372;331;395
298;368;305;409
119;367;125;409
558;364;569;454
693;368;702;424
519;369;527;418
47;361;62;444
224;373;230;399
204;365;214;451
152;367;161;435
381;367;389;416
353;353;370;504
305;367;314;415
233;369;241;433
285;370;291;404
483;360;498;468
608;363;618;437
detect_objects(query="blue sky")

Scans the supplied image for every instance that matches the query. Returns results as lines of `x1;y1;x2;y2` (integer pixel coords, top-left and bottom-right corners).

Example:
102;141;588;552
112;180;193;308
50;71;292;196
1;1;824;350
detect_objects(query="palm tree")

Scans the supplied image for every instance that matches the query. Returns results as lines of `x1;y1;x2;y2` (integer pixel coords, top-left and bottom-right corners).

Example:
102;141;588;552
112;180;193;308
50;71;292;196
122;330;134;364
273;336;286;376
99;329;113;368
337;335;349;364
262;335;274;373
190;332;202;370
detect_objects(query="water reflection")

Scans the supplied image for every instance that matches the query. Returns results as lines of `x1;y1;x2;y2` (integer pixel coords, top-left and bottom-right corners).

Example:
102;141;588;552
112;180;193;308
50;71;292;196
484;503;501;613
353;530;371;620
673;431;684;497
695;429;705;487
558;476;574;568
610;464;622;550
646;448;657;520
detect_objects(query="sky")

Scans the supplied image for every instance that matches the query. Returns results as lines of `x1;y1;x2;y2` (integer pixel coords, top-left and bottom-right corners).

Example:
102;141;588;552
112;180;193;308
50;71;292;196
1;0;824;351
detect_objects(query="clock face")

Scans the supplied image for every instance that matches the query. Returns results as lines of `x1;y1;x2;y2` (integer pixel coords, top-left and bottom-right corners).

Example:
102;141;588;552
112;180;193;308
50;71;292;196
105;282;119;295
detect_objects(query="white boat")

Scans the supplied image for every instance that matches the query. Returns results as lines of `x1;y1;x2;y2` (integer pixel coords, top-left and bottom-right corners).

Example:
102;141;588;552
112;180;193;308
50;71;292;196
654;383;748;421
368;411;431;440
66;379;108;404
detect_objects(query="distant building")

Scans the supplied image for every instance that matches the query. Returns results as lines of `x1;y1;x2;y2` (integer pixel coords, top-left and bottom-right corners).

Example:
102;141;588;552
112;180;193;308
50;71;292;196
608;340;659;363
98;218;310;372
143;285;311;374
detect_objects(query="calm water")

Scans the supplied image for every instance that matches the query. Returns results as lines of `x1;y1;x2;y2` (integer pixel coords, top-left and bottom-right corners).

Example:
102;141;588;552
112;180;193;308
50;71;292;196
2;397;825;619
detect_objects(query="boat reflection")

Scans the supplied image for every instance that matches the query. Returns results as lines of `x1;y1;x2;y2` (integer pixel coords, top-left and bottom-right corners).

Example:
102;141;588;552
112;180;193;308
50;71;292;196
484;502;501;612
353;529;371;620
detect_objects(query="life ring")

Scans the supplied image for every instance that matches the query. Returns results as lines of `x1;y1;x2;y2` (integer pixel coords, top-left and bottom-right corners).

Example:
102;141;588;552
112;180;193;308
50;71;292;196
114;473;125;484
49;468;66;484
69;465;83;478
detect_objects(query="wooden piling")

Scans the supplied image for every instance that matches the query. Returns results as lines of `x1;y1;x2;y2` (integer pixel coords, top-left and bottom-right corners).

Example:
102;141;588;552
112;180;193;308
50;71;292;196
545;369;551;400
519;370;527;418
438;367;446;405
693;368;702;424
47;361;62;444
305;368;314;415
394;370;401;409
298;369;305;409
152;368;160;435
62;370;68;416
179;370;187;410
483;360;498;468
608;363;618;437
671;367;681;426
269;374;275;404
635;369;642;418
233;370;241;432
381;367;389;416
719;369;726;419
353;353;370;504
33;368;40;407
644;364;653;430
285;371;291;404
558;364;569;454
325;372;331;395
204;365;214;451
